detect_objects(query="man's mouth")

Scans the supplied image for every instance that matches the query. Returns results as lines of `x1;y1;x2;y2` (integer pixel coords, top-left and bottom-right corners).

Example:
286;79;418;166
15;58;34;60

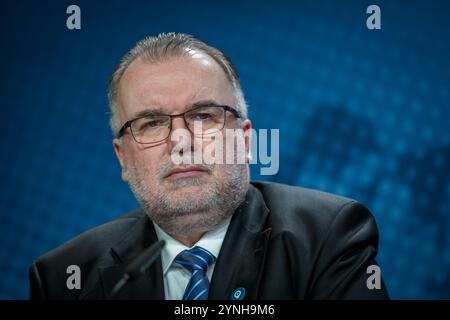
165;166;208;180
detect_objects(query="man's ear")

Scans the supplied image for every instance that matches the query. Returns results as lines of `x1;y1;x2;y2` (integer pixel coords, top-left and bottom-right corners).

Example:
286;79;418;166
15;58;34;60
241;119;253;163
113;138;128;182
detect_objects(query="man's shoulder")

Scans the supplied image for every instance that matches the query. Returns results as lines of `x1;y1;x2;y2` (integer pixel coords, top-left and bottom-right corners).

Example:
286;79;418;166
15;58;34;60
249;181;385;299
29;209;149;299
251;180;357;212
33;208;147;266
250;181;372;234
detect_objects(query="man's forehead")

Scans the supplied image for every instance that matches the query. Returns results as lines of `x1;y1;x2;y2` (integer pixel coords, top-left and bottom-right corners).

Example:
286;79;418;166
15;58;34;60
123;51;224;83
117;53;234;119
185;49;217;68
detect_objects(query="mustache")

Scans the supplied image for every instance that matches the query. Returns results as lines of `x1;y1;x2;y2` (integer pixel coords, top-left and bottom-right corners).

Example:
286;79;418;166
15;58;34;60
157;161;214;180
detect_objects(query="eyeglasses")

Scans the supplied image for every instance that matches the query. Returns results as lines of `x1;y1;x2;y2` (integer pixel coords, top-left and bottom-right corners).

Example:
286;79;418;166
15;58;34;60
116;105;241;144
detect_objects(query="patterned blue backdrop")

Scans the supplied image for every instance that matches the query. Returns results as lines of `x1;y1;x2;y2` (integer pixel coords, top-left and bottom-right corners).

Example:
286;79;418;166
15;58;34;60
1;0;449;299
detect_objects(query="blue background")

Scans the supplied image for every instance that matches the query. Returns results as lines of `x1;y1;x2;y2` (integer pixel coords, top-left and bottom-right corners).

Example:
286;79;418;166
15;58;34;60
1;0;449;299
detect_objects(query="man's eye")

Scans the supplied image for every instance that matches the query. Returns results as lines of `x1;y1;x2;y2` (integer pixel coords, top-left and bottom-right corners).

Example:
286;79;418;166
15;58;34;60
190;113;212;121
144;119;165;128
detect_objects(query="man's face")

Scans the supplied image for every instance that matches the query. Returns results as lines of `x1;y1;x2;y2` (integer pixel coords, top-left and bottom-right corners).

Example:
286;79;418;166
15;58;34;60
112;51;252;240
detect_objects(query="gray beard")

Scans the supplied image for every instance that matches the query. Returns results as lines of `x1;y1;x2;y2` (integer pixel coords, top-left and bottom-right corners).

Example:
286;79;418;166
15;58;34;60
124;162;248;238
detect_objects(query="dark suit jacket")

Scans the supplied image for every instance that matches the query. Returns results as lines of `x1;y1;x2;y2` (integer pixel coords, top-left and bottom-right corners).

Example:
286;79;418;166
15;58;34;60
29;181;389;299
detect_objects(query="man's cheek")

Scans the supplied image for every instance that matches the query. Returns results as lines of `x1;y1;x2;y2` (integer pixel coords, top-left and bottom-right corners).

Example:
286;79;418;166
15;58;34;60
210;164;227;180
201;138;222;165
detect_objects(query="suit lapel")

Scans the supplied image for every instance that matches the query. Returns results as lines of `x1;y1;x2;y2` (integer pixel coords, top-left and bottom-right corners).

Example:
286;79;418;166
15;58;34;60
80;184;270;300
91;213;165;299
209;185;272;300
98;259;164;299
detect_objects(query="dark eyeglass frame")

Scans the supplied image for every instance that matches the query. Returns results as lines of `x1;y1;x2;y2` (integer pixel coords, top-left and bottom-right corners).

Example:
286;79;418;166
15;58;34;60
116;105;241;144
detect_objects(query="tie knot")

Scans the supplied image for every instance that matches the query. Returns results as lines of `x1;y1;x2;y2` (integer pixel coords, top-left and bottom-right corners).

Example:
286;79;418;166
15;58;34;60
174;246;216;274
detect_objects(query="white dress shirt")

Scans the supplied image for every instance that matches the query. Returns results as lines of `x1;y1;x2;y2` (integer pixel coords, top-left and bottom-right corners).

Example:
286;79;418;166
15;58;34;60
153;216;232;300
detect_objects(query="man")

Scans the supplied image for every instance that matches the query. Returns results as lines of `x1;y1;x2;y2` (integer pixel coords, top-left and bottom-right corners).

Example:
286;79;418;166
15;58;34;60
29;33;388;300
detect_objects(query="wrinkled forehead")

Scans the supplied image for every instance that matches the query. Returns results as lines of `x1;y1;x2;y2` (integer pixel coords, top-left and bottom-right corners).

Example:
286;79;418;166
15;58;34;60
117;52;236;122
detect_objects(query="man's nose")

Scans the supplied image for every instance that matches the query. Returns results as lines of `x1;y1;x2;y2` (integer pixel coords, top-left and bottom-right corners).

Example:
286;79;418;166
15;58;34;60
167;116;194;156
170;116;189;132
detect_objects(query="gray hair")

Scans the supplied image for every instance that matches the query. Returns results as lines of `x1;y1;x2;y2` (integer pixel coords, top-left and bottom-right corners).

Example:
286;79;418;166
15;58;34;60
107;32;248;136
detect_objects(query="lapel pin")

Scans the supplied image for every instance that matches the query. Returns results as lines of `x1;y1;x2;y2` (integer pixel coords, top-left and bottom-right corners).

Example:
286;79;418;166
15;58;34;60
230;287;246;300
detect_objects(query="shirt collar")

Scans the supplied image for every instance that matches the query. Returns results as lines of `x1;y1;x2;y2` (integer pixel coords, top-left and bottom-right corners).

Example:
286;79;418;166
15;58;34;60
153;215;232;275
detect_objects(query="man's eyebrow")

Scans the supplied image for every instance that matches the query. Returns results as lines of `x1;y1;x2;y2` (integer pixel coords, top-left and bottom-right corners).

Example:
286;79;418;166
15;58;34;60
132;100;222;119
189;100;222;108
132;108;166;119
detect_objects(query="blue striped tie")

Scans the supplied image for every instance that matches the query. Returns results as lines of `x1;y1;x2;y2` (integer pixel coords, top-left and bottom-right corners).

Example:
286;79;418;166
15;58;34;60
174;246;216;300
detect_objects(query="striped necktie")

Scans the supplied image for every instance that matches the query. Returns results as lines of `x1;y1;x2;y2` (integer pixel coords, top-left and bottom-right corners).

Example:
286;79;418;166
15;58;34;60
174;246;216;300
